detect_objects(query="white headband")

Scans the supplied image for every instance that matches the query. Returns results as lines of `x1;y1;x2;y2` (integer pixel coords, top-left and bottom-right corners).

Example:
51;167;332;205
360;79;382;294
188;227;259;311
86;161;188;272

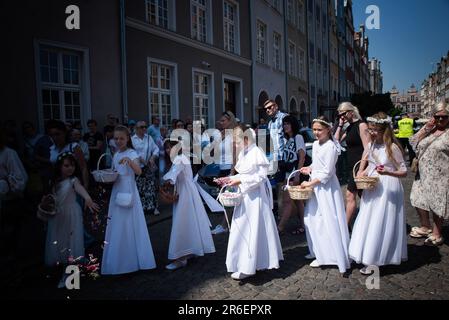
366;117;392;124
312;118;333;127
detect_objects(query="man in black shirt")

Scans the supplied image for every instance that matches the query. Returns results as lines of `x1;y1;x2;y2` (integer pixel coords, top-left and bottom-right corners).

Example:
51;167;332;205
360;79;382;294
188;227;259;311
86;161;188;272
83;119;104;171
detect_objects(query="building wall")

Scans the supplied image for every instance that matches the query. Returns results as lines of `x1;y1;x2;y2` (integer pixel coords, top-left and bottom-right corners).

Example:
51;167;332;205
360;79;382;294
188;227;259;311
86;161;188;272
3;0;123;131
125;0;252;127
253;0;287;118
286;0;309;123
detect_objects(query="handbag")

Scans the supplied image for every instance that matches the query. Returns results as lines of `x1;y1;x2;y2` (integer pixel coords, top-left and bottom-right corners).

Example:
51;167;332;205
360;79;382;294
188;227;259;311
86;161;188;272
115;191;133;208
114;157;134;208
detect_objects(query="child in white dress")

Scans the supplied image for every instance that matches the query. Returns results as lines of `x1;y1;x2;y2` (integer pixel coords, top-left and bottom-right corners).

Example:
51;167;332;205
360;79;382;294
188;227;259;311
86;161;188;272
223;126;283;280
162;140;220;270
349;112;408;274
101;126;156;275
44;153;99;287
299;116;350;274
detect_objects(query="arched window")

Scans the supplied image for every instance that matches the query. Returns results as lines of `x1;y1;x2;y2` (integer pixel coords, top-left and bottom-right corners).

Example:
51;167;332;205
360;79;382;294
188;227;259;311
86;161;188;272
275;95;283;110
289;97;298;115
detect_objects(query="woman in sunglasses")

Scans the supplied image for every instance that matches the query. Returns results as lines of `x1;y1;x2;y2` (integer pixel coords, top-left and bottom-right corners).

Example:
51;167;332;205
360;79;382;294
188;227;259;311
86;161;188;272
409;102;449;246
334;102;370;226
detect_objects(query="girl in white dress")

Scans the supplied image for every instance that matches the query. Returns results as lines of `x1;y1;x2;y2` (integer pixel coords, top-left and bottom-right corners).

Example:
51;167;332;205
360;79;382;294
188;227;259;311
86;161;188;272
222;126;283;280
299;116;350;274
349;112;408;274
44;153;99;287
101;126;156;275
162;140;220;270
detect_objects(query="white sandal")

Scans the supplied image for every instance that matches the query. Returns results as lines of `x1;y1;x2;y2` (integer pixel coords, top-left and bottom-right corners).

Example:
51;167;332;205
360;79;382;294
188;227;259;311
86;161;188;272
424;235;444;246
409;226;432;238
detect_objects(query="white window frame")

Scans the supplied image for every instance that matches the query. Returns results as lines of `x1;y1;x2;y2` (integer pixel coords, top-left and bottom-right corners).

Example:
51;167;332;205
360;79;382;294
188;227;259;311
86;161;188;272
147;58;179;129
272;0;281;12
192;68;215;128
298;47;305;80
287;0;295;26
34;39;91;132
297;0;305;33
256;20;267;64
223;0;240;54
191;0;213;44
288;41;296;77
273;32;282;71
222;74;244;123
145;0;176;30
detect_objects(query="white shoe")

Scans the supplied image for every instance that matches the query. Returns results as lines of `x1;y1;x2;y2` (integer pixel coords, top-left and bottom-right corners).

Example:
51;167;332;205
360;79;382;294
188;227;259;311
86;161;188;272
309;260;320;268
211;225;228;235
154;208;160;216
165;259;187;270
231;272;250;280
359;266;373;275
305;254;315;260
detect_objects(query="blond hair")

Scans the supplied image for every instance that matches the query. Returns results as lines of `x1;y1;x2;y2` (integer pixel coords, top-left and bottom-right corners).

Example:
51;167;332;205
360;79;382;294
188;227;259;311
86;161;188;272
368;112;403;168
431;101;449;116
337;102;362;121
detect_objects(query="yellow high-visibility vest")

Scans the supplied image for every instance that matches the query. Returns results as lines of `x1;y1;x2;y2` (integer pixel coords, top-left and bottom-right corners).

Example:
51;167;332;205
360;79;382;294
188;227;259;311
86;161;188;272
397;118;414;138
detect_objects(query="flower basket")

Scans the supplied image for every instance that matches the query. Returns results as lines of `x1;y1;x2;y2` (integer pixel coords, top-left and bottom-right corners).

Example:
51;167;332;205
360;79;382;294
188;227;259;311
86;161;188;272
91;153;118;184
217;185;243;207
159;185;179;204
37;194;57;221
285;170;313;200
353;160;379;190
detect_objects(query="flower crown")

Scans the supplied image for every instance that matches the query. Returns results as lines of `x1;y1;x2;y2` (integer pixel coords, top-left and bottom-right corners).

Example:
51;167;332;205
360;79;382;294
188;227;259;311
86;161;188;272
57;152;73;161
366;117;392;124
312;118;333;127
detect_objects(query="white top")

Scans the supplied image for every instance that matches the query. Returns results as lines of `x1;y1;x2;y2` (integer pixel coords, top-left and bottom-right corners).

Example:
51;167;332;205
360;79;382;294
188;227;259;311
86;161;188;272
49;142;79;164
0;147;28;194
283;134;306;163
219;134;233;170
78;140;90;162
131;134;159;168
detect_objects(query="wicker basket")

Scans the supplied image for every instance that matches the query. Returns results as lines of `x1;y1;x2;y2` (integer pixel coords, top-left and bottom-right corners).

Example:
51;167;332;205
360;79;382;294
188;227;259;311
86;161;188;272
285;170;313;200
37;194;57;221
91;153;118;183
159;185;179;204
353;160;379;190
217;185;243;207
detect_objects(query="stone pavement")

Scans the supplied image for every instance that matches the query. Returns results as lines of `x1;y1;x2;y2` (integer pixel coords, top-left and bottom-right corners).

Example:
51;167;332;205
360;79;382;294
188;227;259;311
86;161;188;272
3;171;449;300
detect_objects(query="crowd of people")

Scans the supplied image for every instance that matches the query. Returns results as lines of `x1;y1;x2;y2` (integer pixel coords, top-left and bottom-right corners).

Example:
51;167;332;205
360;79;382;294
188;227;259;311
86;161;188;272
0;99;448;286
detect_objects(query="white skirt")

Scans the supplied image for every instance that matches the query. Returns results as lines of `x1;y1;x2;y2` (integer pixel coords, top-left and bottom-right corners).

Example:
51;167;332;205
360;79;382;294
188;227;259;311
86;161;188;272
349;175;408;266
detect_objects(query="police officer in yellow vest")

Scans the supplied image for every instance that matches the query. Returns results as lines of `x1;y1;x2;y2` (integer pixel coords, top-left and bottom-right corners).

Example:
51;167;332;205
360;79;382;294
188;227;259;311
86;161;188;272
396;113;416;165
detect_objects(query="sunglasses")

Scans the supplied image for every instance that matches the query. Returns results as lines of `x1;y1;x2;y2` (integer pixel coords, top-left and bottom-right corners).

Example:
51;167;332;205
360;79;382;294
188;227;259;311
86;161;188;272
338;111;349;118
264;104;275;111
138;126;148;129
434;115;449;121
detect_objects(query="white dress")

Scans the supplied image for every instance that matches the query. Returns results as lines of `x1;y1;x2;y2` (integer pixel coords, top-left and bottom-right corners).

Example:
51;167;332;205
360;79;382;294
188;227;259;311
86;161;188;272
101;149;156;275
163;154;216;260
45;178;84;266
226;144;284;275
304;140;350;273
349;143;408;266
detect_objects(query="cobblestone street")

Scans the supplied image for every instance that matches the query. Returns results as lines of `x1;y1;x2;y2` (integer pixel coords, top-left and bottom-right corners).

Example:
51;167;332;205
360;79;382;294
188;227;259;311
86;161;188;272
4;171;449;300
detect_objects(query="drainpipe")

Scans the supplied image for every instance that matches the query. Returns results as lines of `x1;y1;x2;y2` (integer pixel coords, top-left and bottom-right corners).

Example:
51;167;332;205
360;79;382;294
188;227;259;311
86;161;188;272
120;0;129;124
283;0;289;112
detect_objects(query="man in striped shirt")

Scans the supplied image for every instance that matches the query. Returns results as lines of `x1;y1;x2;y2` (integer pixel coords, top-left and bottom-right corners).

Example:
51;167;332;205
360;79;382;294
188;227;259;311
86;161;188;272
264;99;287;166
264;99;288;218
